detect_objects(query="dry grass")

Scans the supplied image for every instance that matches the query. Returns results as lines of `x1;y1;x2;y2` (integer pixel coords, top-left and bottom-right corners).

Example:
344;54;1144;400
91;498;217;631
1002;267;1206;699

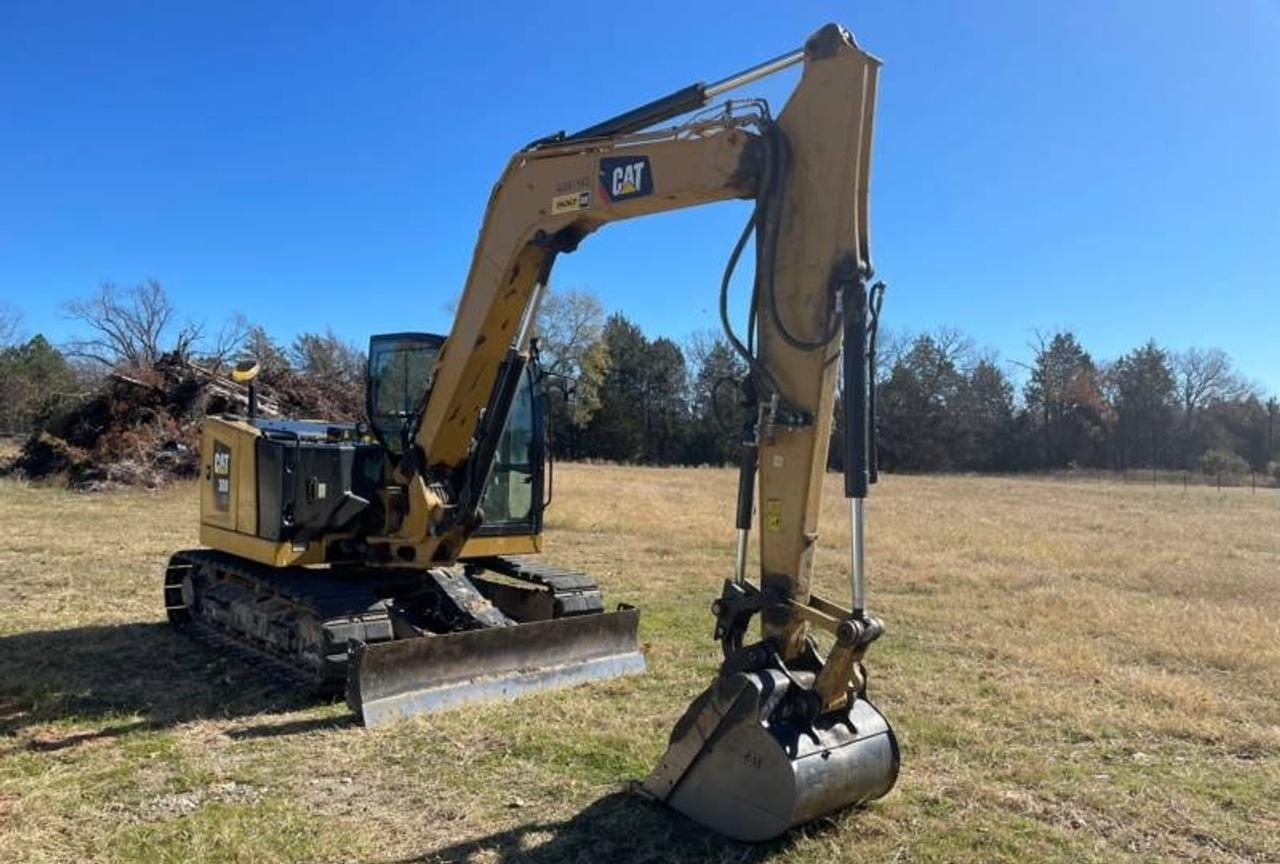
1;466;1278;863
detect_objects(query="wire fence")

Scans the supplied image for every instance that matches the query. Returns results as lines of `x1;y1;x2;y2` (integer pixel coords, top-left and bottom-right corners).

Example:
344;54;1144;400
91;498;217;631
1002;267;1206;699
1041;466;1279;493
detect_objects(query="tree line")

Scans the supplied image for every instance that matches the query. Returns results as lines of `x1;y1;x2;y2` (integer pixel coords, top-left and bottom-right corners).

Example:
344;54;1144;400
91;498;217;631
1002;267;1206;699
2;282;1276;480
529;292;1280;479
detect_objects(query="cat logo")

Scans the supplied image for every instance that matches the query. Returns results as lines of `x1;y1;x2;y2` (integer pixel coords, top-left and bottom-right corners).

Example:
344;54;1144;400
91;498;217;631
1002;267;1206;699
599;155;653;202
212;441;232;511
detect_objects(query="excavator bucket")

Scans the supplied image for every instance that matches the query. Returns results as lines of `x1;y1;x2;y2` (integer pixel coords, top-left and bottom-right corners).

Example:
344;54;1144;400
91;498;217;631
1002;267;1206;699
346;608;645;727
642;668;899;842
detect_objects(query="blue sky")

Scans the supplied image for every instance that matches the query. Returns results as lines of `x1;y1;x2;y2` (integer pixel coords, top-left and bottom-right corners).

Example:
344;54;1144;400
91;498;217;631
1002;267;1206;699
2;2;1277;394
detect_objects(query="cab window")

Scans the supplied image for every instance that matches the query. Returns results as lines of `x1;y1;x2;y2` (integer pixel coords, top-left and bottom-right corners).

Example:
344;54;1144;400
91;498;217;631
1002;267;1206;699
367;335;440;456
480;371;537;526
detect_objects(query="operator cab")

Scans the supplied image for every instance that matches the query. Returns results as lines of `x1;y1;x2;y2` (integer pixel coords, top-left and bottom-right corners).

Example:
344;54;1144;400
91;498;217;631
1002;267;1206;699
366;332;547;536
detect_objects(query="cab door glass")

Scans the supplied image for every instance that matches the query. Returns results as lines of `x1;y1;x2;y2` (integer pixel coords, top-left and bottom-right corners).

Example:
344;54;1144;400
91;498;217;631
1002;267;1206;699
481;371;536;526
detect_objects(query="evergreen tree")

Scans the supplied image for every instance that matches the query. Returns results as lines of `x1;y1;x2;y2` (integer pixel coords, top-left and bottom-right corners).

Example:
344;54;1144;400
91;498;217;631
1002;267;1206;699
1111;340;1175;469
1024;331;1105;468
642;337;690;463
955;359;1016;470
0;335;78;433
878;335;965;471
684;336;747;465
580;315;649;461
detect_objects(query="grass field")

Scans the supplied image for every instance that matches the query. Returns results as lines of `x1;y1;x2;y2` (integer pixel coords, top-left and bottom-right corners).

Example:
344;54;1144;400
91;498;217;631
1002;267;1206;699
1;465;1278;864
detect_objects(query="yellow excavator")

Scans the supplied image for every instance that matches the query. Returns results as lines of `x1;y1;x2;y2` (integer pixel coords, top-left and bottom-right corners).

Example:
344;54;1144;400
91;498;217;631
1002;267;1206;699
164;22;897;841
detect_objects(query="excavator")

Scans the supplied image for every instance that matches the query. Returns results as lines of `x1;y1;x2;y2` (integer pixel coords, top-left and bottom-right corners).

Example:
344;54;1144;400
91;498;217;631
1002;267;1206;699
163;22;896;841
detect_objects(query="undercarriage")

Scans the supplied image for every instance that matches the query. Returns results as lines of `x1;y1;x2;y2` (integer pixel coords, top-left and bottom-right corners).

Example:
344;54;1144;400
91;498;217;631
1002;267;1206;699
163;551;640;717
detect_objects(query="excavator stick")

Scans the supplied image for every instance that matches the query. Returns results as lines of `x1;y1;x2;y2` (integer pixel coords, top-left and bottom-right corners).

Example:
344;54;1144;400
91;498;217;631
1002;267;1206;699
637;24;895;839
347;608;644;727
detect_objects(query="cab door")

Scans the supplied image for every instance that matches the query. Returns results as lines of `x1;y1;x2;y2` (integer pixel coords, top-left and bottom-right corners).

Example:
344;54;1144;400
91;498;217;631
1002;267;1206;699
474;362;546;537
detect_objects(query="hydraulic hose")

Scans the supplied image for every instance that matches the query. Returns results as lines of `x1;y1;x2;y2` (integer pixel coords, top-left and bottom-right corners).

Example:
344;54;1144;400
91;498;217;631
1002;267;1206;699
757;126;842;353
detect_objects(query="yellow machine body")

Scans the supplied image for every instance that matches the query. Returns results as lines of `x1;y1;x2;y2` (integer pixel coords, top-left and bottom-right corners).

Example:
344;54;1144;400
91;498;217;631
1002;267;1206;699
197;415;541;568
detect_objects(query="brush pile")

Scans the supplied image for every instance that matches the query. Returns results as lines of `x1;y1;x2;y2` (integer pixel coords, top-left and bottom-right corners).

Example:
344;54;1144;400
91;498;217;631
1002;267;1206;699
4;355;278;491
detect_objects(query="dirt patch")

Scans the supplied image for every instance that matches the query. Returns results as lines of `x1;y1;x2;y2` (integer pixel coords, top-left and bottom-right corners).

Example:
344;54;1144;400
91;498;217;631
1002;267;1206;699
140;781;264;821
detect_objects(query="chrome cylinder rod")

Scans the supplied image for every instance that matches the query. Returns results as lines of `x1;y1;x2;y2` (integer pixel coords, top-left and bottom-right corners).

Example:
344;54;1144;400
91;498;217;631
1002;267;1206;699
561;45;804;144
513;280;546;351
733;527;749;585
850;497;866;617
705;48;805;99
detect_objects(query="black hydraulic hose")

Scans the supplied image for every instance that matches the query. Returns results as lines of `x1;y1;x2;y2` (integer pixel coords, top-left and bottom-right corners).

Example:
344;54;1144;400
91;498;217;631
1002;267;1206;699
718;209;757;366
867;280;885;483
719;121;848;419
758;126;842;353
718;209;786;402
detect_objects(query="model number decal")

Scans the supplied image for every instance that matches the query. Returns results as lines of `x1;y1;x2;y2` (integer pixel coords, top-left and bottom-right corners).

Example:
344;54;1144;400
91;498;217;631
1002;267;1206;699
599;155;653;202
551;190;591;214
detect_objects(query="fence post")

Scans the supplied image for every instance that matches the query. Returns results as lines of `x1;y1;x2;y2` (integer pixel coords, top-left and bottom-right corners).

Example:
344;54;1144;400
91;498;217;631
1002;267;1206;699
1217;472;1222;494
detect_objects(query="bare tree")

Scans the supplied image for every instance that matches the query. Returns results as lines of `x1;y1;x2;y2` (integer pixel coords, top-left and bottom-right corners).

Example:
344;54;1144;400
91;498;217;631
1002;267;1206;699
1171;347;1257;469
682;329;725;377
201;312;250;373
1173;347;1249;414
63;280;202;372
873;326;911;382
534;286;610;425
0;301;24;348
535;288;604;373
930;325;977;375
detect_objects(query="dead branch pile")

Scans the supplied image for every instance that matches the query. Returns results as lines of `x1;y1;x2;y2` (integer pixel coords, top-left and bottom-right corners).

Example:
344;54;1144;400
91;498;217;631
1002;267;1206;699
3;354;279;490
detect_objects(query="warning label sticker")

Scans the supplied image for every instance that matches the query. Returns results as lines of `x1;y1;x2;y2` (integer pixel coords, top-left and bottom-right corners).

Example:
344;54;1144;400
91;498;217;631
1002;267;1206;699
765;499;782;532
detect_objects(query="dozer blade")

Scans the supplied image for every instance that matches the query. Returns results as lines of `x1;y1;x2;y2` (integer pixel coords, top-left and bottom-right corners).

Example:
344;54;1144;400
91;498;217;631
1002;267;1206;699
642;669;899;841
347;608;644;727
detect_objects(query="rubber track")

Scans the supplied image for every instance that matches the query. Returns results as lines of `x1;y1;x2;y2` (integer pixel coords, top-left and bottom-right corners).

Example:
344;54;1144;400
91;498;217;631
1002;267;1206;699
470;555;606;616
165;551;609;697
164;549;393;694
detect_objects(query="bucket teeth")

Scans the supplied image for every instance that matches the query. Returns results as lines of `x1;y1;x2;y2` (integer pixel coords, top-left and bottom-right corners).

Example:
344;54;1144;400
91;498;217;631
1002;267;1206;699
643;668;898;841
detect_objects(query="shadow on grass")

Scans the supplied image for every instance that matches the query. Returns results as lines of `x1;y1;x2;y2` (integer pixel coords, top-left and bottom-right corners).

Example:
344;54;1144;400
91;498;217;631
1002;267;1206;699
0;621;325;741
227;714;356;740
392;790;833;864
